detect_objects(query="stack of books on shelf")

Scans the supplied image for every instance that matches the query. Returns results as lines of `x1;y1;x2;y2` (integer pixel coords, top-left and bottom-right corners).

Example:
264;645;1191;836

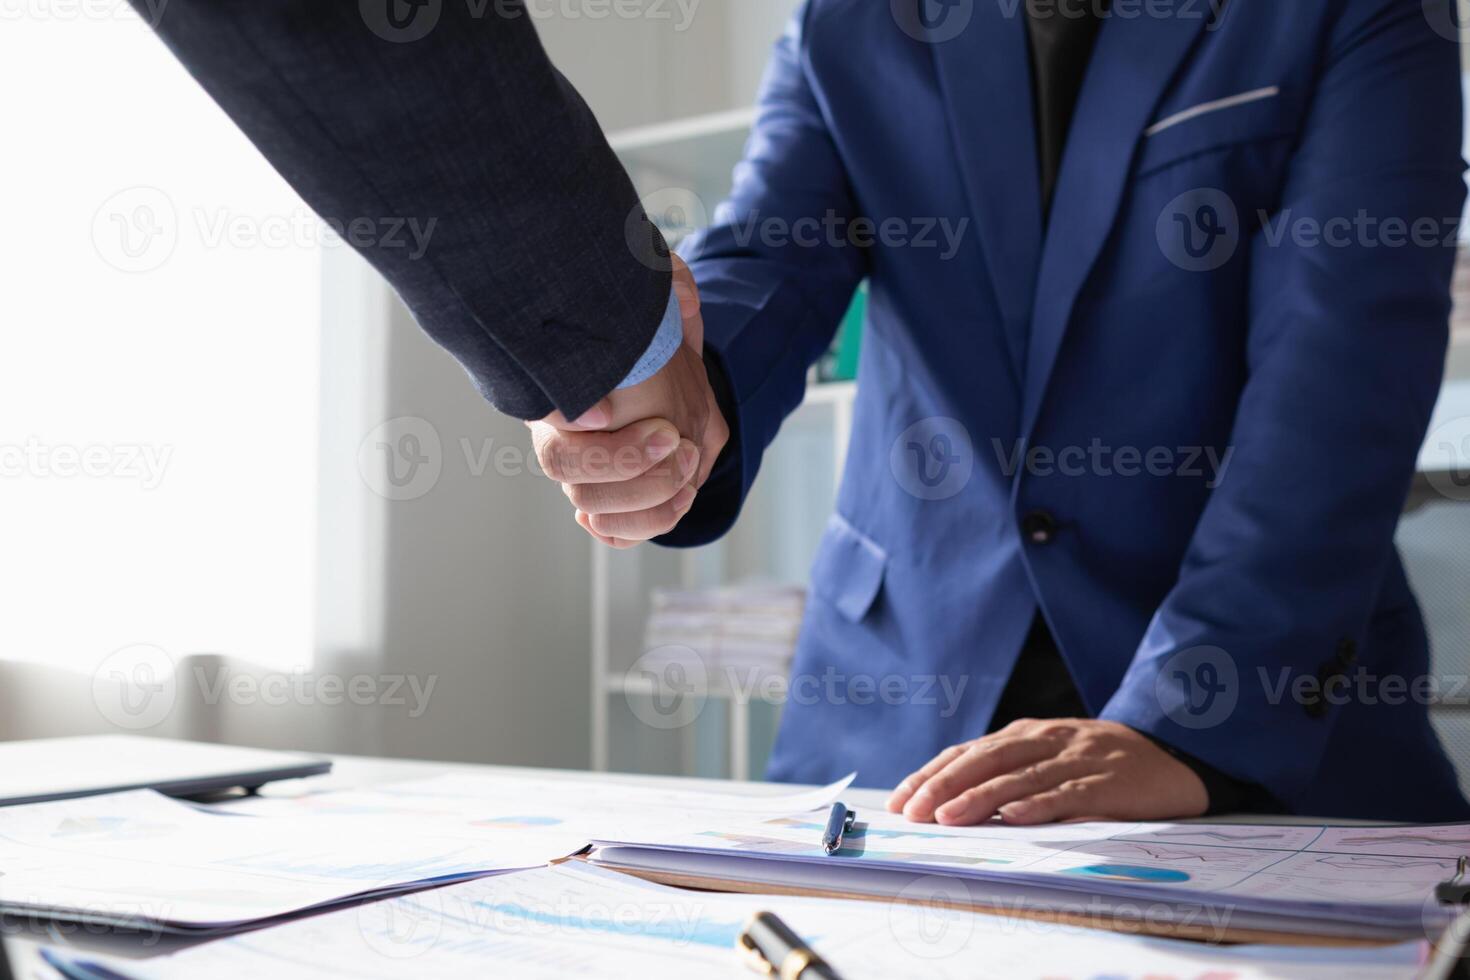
641;585;806;693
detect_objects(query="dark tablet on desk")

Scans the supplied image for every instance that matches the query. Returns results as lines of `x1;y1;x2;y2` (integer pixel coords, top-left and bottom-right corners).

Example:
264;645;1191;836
0;735;330;807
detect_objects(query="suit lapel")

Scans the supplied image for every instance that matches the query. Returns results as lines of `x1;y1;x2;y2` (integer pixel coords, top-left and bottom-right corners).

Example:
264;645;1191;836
929;2;1042;381
1020;10;1211;438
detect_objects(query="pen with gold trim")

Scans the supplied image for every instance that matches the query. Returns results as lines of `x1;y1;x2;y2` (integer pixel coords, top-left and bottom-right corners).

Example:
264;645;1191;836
736;910;844;980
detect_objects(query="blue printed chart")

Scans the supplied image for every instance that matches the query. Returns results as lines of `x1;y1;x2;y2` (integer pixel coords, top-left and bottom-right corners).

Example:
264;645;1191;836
42;864;1430;980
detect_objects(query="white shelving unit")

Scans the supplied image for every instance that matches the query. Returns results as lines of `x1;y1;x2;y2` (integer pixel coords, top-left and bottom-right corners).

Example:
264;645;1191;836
609;107;760;254
609;107;758;173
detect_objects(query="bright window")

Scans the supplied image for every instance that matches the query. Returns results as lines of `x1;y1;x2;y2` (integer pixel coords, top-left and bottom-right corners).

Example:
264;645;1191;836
0;4;320;672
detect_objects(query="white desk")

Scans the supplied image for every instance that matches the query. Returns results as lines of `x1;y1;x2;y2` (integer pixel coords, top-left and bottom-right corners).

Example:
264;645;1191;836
6;754;874;977
0;753;1378;978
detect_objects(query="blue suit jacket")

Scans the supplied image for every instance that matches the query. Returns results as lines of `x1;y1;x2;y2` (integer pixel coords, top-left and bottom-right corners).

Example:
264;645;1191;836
667;0;1470;820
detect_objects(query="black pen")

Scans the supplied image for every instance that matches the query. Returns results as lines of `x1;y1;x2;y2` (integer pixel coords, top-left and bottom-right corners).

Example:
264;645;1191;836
737;910;845;980
821;802;856;855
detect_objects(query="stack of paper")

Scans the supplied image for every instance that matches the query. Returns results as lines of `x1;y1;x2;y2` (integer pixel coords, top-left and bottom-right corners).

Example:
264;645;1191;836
642;584;806;688
13;769;1468;971
40;863;1432;980
0;789;585;935
0;775;849;935
590;807;1470;941
218;771;853;843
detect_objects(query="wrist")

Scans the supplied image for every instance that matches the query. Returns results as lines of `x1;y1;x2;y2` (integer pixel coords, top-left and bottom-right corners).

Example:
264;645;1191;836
1134;728;1283;816
615;288;683;390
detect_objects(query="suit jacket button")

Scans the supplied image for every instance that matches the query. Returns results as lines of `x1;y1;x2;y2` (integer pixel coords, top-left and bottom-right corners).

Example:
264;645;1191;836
1022;511;1058;545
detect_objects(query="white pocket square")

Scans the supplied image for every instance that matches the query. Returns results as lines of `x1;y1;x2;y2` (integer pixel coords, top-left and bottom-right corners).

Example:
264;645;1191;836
1145;86;1282;138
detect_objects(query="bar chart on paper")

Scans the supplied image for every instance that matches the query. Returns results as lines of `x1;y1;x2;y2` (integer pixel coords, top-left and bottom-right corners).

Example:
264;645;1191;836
41;865;1430;980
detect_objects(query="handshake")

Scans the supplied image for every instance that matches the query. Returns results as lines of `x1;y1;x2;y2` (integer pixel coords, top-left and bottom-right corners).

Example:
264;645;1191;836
527;257;730;548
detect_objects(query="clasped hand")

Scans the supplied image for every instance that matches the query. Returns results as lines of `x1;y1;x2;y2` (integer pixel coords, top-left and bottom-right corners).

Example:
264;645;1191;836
529;256;729;548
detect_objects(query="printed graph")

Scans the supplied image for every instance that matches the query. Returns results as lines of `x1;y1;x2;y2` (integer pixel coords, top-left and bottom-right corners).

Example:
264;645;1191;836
1314;854;1455;872
471;816;566;830
50;816;178;843
223;846;492;883
1338;832;1470;849
1106;843;1254;865
467;900;747;949
1062;864;1192;884
1147;828;1294;844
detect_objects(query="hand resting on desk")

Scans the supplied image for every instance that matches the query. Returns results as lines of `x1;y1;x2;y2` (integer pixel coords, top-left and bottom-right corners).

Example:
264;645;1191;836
886;718;1208;826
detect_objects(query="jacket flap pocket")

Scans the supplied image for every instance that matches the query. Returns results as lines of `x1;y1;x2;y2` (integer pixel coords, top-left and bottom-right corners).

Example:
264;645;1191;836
1135;86;1293;177
810;513;888;623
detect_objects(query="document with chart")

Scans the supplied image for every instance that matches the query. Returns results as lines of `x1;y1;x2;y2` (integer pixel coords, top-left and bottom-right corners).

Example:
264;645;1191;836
0;789;587;934
38;863;1430;980
216;770;855;841
591;810;1470;937
0;776;851;934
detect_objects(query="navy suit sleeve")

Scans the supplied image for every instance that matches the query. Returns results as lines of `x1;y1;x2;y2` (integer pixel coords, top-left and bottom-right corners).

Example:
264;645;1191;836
1102;0;1465;807
128;0;671;422
658;4;867;547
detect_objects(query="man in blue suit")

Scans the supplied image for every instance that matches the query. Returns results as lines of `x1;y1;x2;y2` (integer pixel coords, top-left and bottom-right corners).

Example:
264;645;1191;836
543;0;1470;822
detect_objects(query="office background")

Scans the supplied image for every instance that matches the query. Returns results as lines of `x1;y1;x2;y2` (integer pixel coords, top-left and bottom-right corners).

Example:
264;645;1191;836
2;0;1470;792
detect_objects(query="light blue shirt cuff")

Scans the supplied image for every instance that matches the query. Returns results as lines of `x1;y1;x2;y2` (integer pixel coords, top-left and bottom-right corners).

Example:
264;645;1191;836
616;286;682;389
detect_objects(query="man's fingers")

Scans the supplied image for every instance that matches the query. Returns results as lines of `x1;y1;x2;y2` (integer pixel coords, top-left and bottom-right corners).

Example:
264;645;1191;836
887;744;968;814
565;441;698;515
997;776;1111;826
671;254;703;354
901;736;1061;823
574;510;634;549
586;485;697;541
533;418;679;484
932;758;1086;826
888;724;1047;813
692;401;728;489
534;252;714;547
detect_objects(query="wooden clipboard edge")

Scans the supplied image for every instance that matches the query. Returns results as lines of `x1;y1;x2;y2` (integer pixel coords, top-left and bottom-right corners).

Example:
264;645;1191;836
579;857;1402;949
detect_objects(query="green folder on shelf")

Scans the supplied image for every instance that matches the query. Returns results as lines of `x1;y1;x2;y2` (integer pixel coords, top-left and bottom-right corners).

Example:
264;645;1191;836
819;281;866;383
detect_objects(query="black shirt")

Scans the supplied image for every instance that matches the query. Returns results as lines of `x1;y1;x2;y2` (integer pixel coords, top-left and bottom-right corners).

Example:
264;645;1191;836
998;0;1281;815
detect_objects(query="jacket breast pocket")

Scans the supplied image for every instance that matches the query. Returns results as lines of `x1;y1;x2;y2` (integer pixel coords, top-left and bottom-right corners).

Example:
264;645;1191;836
809;513;888;623
1134;86;1296;179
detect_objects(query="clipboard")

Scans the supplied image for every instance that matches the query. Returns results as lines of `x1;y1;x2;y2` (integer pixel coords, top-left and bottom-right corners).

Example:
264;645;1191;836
1426;861;1470;979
